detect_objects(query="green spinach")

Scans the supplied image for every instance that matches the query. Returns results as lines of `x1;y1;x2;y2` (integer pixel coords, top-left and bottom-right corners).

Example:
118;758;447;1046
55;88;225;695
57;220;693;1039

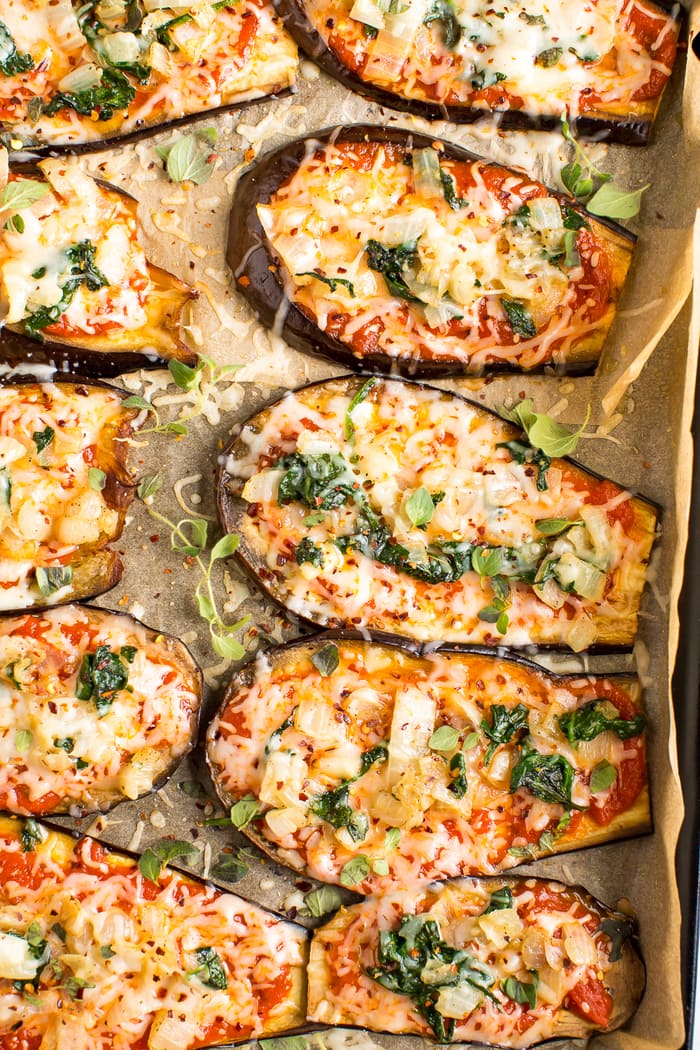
559;699;646;744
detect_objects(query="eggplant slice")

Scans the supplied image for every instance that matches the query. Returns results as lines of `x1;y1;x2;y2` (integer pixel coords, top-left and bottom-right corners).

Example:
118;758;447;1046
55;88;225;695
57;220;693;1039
229;126;635;376
274;0;680;144
0;604;203;816
207;632;650;893
0;815;308;1047
0;159;196;374
0;0;298;152
0;379;140;610
217;376;659;651
307;877;645;1046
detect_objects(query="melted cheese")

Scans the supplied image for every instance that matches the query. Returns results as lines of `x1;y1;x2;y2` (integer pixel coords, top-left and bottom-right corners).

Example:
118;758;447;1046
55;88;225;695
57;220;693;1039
0;0;298;146
0;606;201;814
304;0;678;120
258;139;631;370
0;163;152;336
308;878;635;1047
223;377;658;649
208;641;647;890
0;382;131;610
0;819;306;1048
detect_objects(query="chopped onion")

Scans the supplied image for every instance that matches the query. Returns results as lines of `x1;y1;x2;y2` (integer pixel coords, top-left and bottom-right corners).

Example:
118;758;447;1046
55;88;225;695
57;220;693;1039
529;196;564;232
579;504;616;570
57;63;103;94
385;0;432;41
566;613;598;653
412;148;443;200
148;1013;198;1050
264;806;306;837
477;908;524;949
349;0;387;30
118;748;162;800
95;0;128;21
240;468;285;504
436;982;484;1019
554;551;606;601
148;40;173;76
563;922;598;966
99;31;142;66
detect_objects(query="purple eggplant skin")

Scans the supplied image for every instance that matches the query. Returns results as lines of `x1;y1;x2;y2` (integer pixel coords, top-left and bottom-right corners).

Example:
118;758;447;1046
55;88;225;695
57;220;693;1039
273;0;682;146
0;166;197;376
216;373;661;655
8;89;296;158
0;375;141;612
0;604;204;817
226;124;636;380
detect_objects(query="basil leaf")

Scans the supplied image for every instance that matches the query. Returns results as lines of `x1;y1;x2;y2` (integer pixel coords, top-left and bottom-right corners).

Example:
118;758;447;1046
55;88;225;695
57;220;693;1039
192;946;227;989
501;298;536;339
303;885;344;918
345;377;379;441
428;725;459;751
535;517;576;536
159;132;217;186
481;704;529;765
502;974;538;1009
484;887;513;913
448;751;468;797
137;473;163;501
171;518;208;556
311;643;339;677
405;486;437;528
14;729;31;752
0;21;34;76
385;827;401;851
168;357;204;391
462;731;479;750
590;760;617;794
0;181;47;212
122;394;154;412
210;533;240;561
100;945;115;959
35;565;73;596
88;467;106;491
586;181;649;220
296;271;355;297
138;839;198;881
22;818;46;852
340;854;370;886
210;851;249;882
510;748;585;810
504;397;590;457
536;46;562;66
32;426;54;452
600;916;635;962
302;512;325;527
230;795;262;829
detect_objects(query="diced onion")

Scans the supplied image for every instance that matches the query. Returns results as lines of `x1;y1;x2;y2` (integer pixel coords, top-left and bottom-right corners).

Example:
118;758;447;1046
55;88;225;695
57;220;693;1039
554;551;606;601
264;806;306;837
563;922;598;966
349;0;387;30
58;63;103;93
412;148;444;200
99;31;142;65
477;908;524;949
148;1012;198;1050
117;748;162;800
528;197;564;232
240;469;285;504
566;613;598;653
436;982;484;1019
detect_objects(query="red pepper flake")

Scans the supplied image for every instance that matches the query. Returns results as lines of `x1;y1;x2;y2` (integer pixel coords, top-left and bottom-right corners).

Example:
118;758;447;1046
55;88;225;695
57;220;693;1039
149;534;159;543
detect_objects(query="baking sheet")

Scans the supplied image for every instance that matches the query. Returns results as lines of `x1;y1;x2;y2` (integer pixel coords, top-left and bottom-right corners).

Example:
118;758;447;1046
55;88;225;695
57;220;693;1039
13;2;698;1048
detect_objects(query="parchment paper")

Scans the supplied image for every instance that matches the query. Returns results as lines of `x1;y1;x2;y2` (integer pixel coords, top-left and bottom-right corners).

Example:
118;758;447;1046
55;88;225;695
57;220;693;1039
26;2;700;1048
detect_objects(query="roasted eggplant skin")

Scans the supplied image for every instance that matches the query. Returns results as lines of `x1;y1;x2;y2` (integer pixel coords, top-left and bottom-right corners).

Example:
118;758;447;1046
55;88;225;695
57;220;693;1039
274;0;681;145
0;377;140;611
228;124;635;378
307;876;645;1046
206;630;650;893
217;375;659;652
0;604;203;817
0;162;196;375
0;815;308;1048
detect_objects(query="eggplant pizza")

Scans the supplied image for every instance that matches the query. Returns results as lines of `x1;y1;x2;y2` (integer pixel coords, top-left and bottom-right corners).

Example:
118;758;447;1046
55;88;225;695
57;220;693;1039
0;157;196;373
0;816;307;1049
307;878;645;1045
0;380;139;611
0;0;298;150
218;376;658;650
230;127;635;375
274;0;680;141
0;605;203;816
207;635;649;893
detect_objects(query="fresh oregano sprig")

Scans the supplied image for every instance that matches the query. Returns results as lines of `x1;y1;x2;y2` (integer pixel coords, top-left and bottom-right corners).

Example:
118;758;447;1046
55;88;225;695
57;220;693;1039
137;474;249;659
560;117;649;220
125;356;241;437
